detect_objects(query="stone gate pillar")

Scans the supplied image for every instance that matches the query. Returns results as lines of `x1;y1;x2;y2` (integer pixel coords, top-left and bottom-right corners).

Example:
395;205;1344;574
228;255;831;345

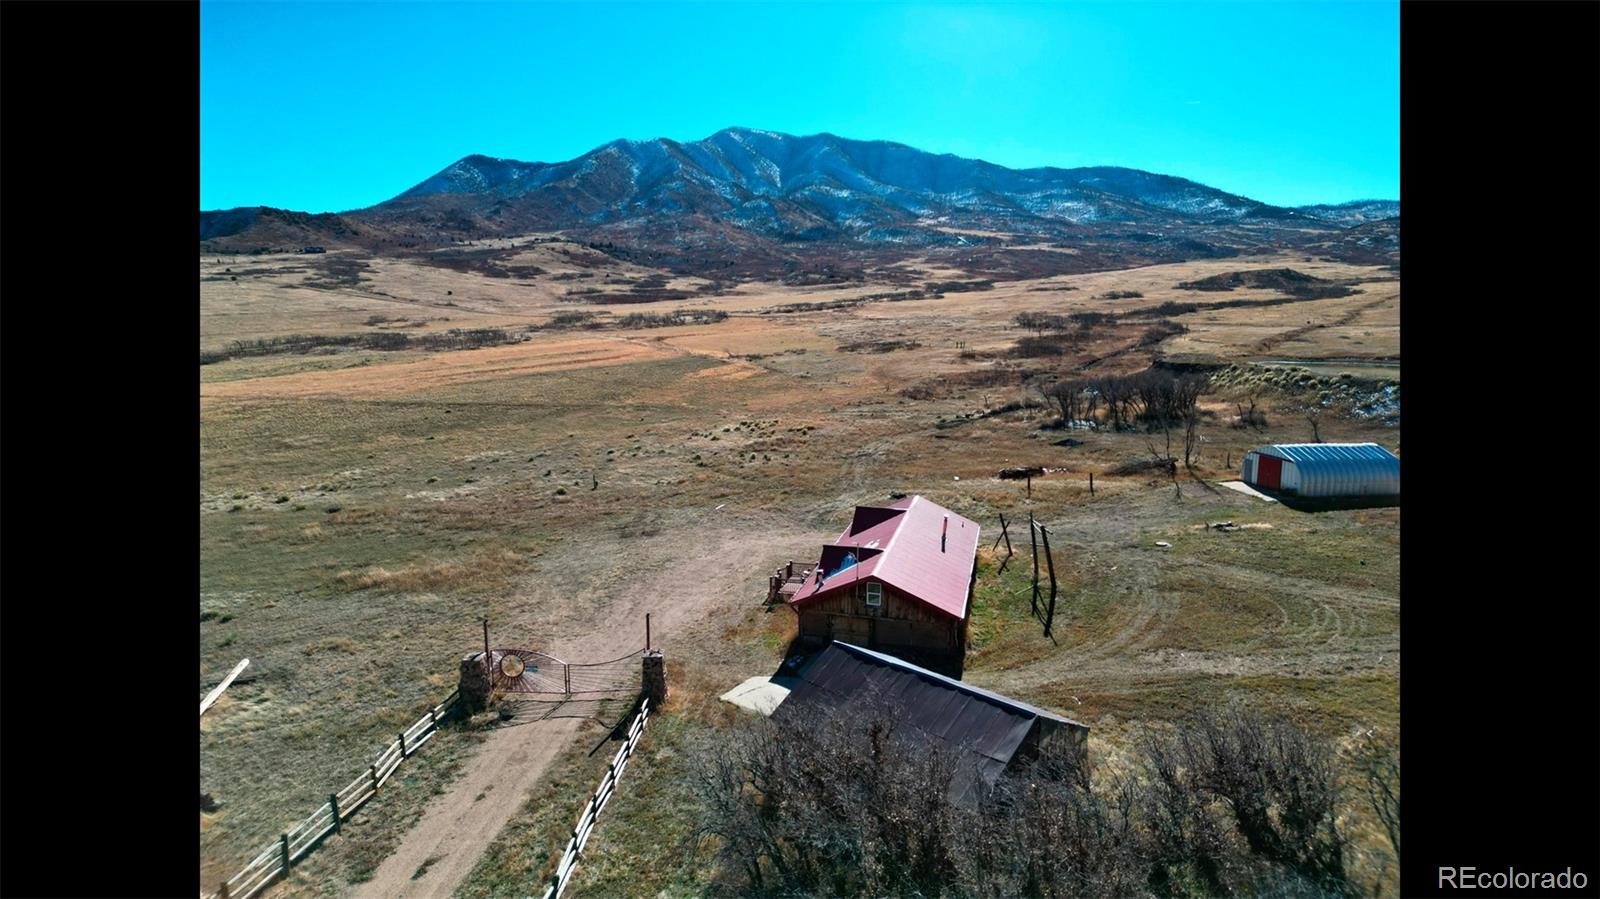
642;650;667;706
460;652;492;714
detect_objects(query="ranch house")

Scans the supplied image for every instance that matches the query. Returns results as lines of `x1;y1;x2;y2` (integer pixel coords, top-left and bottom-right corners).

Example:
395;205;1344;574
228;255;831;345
787;495;979;677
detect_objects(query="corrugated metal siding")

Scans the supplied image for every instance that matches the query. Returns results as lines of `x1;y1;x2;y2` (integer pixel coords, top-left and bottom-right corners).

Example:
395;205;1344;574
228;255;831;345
1250;443;1399;497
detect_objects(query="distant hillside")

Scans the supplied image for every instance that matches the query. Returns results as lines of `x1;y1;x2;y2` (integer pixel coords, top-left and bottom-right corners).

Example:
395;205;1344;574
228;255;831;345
1291;200;1400;226
374;128;1325;242
200;128;1398;274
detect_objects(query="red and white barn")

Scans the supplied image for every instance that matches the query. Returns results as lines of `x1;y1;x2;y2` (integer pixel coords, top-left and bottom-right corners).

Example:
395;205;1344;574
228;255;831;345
787;495;979;676
1241;442;1400;498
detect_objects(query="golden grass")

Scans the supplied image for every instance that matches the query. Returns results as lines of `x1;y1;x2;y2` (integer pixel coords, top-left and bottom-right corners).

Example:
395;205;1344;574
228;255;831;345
200;244;1400;895
332;549;525;594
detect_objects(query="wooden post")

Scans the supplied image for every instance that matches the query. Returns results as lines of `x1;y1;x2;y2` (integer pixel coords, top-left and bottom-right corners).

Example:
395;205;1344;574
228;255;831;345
370;763;379;792
398;731;408;757
1029;514;1040;616
1089;472;1095;496
280;833;291;871
1026;474;1032;497
482;618;492;677
645;613;651;652
1040;524;1059;638
995;513;1014;574
329;793;342;832
219;883;231;899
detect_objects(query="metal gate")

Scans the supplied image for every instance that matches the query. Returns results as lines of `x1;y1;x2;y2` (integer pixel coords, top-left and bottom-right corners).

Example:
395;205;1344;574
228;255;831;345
487;648;643;696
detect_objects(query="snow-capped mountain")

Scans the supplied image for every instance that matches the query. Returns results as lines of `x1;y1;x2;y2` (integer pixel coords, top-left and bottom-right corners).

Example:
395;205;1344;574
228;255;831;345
375;128;1332;240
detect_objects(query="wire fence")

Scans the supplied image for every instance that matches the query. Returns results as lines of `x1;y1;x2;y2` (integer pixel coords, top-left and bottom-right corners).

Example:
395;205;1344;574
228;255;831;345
204;688;460;899
539;696;652;899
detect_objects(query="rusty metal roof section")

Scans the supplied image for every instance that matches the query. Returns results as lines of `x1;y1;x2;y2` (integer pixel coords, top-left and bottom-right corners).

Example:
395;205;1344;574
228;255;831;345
788;495;981;620
774;642;1088;804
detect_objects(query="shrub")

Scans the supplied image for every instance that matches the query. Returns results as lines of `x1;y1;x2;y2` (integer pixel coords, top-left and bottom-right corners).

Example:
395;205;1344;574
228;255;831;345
694;700;1364;898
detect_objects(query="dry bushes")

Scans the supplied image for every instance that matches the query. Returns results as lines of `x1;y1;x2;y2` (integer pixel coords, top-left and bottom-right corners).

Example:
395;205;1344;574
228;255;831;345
200;328;525;364
901;367;1025;400
691;701;1386;898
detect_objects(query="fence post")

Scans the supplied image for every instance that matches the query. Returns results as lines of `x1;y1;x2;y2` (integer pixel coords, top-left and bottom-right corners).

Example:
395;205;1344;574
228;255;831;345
1089;472;1095;496
280;833;291;871
1029;514;1040;616
1040;524;1058;639
219;883;230;899
330;793;342;832
398;731;408;757
370;763;379;792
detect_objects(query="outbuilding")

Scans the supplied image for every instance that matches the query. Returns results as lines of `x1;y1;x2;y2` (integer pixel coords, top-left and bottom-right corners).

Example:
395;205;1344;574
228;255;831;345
772;641;1089;805
1240;442;1399;498
787;495;978;677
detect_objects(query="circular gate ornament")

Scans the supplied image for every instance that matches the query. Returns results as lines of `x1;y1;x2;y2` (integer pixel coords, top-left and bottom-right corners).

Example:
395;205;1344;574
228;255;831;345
499;654;526;678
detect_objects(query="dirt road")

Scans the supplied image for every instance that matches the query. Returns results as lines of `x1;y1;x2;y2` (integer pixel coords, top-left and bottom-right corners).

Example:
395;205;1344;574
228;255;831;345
352;524;804;899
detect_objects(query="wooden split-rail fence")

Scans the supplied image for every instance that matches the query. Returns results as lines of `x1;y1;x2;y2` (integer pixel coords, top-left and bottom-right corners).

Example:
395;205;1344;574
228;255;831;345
204;688;460;899
539;696;652;899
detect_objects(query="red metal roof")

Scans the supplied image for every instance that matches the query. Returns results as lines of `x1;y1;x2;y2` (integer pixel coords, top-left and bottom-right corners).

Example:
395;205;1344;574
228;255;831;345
788;495;980;620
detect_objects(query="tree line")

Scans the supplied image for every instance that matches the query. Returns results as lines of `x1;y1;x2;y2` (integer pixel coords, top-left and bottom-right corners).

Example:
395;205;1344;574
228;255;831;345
198;328;523;365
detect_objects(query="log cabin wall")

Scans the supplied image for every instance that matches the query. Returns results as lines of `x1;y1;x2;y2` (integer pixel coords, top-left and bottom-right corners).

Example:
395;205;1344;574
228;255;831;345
794;580;967;666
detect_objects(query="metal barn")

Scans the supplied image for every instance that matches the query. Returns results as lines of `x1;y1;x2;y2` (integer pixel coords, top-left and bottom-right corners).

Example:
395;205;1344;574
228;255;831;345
1240;442;1400;497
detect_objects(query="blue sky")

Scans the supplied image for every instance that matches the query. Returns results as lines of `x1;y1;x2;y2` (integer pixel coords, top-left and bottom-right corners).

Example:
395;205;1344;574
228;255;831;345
201;1;1398;213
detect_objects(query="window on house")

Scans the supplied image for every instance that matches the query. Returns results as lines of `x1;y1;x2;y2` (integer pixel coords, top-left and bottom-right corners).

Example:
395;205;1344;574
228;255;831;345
864;582;882;607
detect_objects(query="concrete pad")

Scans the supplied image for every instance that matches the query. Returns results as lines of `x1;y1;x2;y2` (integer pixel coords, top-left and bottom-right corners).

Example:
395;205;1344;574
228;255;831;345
1219;480;1279;502
719;676;799;716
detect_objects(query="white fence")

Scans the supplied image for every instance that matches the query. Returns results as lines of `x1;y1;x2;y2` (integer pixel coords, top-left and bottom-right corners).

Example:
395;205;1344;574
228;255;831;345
205;688;460;899
539;697;652;899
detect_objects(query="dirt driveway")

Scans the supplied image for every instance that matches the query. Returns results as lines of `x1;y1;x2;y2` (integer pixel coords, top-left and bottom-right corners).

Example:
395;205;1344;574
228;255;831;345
352;523;805;899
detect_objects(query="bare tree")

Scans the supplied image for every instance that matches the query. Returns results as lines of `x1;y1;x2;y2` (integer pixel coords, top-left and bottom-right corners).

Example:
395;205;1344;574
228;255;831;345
1141;725;1238;896
1161;703;1354;896
1350;731;1400;863
1234;388;1268;431
1049;379;1084;425
1305;405;1323;442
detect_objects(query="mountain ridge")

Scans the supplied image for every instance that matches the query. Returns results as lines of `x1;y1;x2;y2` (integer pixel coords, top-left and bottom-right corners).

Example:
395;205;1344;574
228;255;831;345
200;128;1397;276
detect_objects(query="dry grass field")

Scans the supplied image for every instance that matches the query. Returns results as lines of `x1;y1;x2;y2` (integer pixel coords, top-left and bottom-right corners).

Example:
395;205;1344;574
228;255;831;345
200;242;1400;897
